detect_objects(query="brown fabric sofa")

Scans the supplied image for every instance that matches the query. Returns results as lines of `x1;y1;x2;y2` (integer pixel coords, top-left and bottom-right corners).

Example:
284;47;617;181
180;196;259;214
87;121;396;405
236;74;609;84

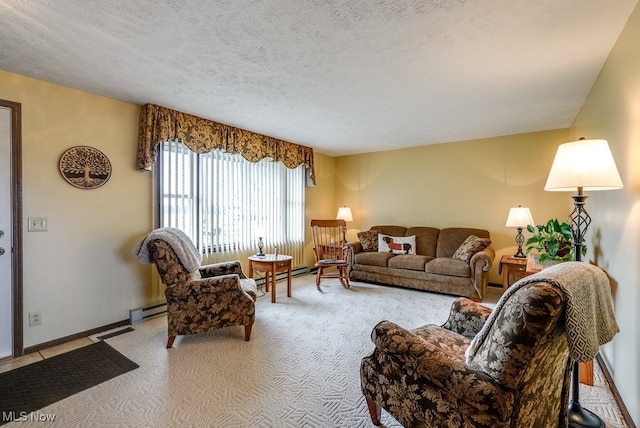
349;225;495;300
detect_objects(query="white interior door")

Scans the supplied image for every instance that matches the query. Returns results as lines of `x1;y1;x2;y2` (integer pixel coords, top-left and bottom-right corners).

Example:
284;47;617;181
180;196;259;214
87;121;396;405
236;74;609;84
0;106;12;358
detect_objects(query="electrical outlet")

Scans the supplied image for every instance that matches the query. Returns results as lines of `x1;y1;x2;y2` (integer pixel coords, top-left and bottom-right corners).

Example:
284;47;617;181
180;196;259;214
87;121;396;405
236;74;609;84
29;311;42;327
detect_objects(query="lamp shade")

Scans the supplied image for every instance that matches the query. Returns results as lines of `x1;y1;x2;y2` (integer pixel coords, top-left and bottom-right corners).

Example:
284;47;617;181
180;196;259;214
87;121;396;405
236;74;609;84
544;139;623;191
505;206;535;228
336;206;353;222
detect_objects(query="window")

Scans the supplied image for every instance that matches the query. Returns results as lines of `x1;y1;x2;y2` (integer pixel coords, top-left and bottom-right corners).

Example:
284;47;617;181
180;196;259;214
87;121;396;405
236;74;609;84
157;139;305;264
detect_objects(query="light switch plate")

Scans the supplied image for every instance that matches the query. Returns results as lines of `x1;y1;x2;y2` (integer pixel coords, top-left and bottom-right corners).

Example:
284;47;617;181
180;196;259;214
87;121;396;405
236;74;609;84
28;217;48;232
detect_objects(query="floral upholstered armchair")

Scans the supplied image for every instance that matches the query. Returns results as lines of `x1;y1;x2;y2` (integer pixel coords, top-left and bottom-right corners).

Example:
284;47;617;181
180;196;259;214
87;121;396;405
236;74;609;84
133;228;257;348
361;262;618;428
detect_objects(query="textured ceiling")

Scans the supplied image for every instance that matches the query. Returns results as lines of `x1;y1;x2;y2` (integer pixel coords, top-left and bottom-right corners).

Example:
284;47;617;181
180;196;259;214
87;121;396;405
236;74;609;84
0;1;637;156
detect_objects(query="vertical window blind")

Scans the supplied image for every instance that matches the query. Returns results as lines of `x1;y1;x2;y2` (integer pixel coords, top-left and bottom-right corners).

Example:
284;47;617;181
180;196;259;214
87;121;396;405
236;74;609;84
157;139;305;266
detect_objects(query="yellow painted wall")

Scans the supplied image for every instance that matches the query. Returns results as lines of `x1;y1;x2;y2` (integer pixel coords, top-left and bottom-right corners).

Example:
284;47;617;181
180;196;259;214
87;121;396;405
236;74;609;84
0;70;153;347
0;69;336;347
335;129;574;284
571;1;640;422
304;152;336;267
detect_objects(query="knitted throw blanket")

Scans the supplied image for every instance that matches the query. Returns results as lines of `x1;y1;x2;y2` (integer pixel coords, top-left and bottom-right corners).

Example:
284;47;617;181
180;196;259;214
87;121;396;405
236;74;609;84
466;261;619;363
132;227;202;273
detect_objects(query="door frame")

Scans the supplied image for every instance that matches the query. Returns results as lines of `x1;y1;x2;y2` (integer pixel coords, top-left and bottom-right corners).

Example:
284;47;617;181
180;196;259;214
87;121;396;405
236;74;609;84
1;98;23;357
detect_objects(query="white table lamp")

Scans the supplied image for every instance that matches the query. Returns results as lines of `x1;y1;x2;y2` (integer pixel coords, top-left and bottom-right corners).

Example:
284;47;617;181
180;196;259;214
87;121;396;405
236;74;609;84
336;206;353;243
505;206;535;258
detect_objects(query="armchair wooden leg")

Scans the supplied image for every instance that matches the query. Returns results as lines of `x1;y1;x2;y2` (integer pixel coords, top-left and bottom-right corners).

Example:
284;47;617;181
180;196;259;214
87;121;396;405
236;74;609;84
365;396;381;425
244;323;253;341
316;268;322;290
166;335;176;348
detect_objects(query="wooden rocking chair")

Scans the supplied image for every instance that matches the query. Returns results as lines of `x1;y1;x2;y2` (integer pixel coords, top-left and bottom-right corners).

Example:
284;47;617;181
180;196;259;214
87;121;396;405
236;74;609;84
310;219;350;290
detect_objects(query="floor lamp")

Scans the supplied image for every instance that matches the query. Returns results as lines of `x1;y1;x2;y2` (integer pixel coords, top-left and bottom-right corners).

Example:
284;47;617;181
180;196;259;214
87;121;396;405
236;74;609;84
544;138;623;428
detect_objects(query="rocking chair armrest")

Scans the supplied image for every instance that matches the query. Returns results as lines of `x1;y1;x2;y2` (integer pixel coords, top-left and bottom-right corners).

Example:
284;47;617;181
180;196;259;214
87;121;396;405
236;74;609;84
314;245;349;263
341;245;350;257
441;298;493;339
199;260;247;279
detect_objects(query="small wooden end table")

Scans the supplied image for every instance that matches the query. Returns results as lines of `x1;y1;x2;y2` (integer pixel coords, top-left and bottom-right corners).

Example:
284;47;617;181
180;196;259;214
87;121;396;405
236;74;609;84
247;254;293;303
499;255;530;290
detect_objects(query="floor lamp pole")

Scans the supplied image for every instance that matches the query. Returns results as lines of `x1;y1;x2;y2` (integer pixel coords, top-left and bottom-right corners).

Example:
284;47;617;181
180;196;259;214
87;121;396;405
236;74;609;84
567;190;604;428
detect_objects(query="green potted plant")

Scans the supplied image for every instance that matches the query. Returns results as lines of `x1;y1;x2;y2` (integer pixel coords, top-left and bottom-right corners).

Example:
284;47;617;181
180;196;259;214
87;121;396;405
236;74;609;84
524;218;586;262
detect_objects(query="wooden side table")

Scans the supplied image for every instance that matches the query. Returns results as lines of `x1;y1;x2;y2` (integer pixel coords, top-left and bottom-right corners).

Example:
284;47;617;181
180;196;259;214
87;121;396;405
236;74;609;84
499;255;530;290
247;254;293;303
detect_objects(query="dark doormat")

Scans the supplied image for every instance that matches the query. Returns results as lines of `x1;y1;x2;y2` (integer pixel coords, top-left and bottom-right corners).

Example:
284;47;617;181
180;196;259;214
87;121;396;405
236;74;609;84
0;341;138;425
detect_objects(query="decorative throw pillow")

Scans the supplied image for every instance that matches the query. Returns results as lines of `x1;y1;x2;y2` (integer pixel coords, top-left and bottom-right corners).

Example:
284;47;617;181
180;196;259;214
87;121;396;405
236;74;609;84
357;230;380;252
378;234;416;255
453;235;492;262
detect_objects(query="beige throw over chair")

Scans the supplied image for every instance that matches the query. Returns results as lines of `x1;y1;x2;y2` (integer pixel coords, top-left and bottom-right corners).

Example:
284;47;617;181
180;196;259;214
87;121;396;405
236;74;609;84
133;227;257;348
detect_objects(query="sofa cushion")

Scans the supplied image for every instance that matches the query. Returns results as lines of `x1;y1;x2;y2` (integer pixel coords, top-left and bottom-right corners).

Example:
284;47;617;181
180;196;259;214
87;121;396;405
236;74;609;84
355;251;396;267
357;230;380;252
452;235;492;262
379;234;416;255
406;227;440;257
388;255;432;271
436;228;491;258
426;257;471;278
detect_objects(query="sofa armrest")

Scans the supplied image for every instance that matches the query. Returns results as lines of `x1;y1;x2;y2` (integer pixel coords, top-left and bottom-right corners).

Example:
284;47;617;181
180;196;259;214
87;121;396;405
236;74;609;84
346;243;360;273
348;241;362;254
470;246;494;270
165;274;253;302
370;320;509;418
441;297;492;339
199;260;247;279
469;246;495;297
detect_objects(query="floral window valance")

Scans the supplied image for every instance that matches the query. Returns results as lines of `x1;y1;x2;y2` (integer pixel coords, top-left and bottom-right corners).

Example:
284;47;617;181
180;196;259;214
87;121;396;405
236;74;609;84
136;103;316;185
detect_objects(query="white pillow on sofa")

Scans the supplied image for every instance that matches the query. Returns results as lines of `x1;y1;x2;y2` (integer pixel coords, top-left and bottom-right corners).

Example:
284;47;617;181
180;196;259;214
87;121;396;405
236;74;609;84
378;234;416;255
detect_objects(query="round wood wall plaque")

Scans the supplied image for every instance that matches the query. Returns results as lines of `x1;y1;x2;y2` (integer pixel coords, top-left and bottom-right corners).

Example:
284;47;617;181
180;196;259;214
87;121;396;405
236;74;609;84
59;146;112;189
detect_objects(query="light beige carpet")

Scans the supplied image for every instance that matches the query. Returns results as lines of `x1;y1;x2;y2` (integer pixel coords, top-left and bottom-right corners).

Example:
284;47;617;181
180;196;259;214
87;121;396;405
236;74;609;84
6;275;627;427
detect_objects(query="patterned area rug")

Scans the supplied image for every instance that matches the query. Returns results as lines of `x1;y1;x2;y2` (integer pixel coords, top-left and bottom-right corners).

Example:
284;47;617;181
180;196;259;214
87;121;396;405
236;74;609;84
4;276;627;427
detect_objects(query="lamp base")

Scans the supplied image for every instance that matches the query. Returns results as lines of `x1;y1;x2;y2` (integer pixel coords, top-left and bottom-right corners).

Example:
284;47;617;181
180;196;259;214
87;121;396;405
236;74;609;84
513;227;527;258
568;402;604;428
256;237;265;256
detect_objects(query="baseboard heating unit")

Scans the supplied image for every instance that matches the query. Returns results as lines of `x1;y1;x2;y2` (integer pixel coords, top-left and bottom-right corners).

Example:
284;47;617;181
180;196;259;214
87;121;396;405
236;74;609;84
129;266;310;324
129;302;167;325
